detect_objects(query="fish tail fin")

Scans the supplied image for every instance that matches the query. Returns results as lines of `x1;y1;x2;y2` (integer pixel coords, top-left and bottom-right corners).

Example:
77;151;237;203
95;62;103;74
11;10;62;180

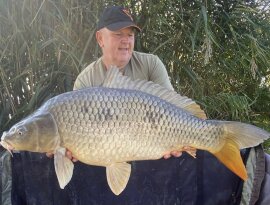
211;139;248;180
222;122;269;149
210;121;269;181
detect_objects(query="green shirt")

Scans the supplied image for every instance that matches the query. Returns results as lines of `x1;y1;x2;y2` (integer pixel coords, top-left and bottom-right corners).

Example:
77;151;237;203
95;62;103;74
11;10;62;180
73;51;173;90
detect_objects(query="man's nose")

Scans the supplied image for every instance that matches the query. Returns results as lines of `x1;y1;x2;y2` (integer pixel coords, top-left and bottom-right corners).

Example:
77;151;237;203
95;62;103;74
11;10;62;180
121;35;131;43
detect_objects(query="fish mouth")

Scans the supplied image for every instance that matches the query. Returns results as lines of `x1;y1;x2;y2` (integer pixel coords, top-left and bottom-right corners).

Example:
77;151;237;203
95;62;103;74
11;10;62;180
0;141;14;156
0;132;14;156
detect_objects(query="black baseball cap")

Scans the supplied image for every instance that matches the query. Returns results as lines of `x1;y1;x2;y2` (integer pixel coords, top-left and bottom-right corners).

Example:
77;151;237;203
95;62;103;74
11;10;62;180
97;6;141;32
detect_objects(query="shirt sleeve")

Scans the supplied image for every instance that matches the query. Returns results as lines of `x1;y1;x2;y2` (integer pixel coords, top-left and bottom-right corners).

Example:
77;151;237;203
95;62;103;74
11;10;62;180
148;55;174;91
73;77;86;90
73;63;95;90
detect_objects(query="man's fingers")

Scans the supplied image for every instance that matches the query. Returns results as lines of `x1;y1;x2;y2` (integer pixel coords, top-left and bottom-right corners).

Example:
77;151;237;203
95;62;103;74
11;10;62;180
46;150;78;162
72;158;78;162
171;151;182;157
163;154;171;159
66;150;78;162
163;150;183;159
66;150;73;160
46;152;53;158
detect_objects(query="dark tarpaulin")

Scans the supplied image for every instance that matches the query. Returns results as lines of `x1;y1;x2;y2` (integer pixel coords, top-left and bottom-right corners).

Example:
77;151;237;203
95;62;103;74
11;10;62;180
11;150;243;205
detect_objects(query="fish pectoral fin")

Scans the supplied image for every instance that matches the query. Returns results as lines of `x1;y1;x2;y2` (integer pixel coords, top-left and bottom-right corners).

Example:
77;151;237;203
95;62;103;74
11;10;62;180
54;147;74;189
106;162;131;195
210;139;248;181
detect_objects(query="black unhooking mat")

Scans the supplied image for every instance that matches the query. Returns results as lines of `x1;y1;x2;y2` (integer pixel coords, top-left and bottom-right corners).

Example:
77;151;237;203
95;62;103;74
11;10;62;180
11;150;245;205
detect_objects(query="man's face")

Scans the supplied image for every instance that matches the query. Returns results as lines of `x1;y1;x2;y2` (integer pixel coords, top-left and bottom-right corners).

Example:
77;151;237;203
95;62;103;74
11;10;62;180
96;27;135;68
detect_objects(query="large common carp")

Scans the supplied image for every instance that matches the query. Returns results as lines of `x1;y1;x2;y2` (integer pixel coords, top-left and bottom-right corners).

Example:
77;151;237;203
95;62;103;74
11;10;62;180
1;68;269;195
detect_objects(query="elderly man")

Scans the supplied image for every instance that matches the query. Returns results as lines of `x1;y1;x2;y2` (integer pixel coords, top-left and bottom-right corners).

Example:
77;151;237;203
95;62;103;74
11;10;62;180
65;6;181;161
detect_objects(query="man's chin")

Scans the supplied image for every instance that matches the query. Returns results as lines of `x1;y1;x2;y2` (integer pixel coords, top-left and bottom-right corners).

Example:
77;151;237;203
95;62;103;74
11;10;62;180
117;56;132;66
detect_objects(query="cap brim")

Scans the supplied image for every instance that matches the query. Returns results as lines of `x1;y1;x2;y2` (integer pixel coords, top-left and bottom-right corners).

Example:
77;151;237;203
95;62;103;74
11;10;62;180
106;21;141;32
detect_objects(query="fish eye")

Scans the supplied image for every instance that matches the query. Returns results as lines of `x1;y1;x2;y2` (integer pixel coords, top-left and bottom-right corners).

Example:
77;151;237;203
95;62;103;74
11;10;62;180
17;127;27;136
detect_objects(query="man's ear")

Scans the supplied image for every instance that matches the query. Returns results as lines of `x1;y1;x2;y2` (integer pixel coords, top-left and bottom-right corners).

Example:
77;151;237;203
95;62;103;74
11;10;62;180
96;31;104;48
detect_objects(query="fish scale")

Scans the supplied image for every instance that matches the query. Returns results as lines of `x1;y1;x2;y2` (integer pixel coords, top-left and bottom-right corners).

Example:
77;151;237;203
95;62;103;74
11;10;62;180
42;87;222;166
1;67;269;195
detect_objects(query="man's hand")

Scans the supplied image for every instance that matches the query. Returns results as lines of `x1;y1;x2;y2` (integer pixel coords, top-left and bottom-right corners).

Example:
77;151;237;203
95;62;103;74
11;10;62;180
46;150;78;162
163;147;197;159
163;151;182;159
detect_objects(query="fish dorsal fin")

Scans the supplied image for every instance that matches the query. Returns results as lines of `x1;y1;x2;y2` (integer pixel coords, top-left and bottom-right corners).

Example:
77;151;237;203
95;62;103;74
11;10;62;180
54;147;74;189
106;162;131;195
103;67;206;119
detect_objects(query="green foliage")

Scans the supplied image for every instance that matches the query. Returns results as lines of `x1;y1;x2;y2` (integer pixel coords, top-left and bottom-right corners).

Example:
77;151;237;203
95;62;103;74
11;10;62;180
0;0;101;130
0;0;269;150
202;93;252;121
